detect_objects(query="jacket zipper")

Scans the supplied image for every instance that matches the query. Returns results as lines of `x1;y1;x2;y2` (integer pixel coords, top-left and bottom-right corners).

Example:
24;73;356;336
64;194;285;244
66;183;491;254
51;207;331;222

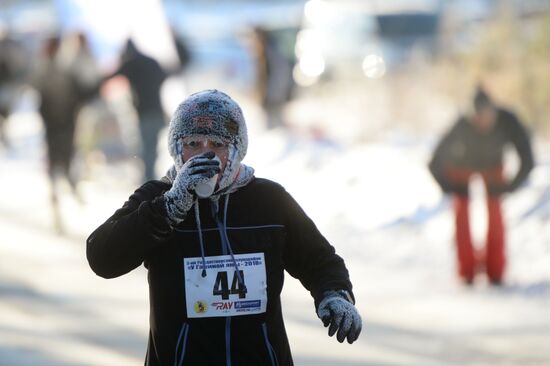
225;317;232;366
213;199;233;366
262;323;278;366
174;323;190;366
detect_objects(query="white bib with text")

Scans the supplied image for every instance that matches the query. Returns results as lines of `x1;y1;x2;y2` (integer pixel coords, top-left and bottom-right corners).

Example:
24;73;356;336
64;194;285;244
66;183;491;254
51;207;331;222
184;253;267;318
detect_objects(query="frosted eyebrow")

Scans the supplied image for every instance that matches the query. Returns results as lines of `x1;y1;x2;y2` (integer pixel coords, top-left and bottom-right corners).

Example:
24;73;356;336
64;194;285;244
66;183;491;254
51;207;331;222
180;136;229;147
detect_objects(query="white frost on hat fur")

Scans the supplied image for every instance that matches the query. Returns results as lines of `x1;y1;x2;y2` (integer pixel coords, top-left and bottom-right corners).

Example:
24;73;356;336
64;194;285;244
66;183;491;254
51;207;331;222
167;89;248;170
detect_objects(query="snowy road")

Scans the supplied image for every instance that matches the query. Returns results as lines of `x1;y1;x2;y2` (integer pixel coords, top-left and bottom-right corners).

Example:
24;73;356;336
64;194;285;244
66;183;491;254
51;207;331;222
1;110;550;366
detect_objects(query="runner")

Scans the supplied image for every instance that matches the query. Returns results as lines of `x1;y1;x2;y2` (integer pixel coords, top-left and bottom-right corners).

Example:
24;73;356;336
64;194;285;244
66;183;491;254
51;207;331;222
87;89;362;365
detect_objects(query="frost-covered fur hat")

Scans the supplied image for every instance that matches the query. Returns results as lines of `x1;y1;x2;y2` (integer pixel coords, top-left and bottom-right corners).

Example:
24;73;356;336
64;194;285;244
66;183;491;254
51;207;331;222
168;89;248;169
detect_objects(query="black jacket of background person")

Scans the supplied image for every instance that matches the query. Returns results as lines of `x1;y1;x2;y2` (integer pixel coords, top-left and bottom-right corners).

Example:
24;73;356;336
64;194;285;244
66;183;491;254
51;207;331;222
429;108;534;194
87;177;353;366
110;46;166;115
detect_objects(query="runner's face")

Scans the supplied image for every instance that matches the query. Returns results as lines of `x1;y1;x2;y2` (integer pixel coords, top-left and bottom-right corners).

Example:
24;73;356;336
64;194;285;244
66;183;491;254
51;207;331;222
181;136;229;178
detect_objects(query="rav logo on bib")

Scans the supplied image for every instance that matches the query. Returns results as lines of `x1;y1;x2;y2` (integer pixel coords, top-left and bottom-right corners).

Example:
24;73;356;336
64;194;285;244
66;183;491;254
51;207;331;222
184;253;267;318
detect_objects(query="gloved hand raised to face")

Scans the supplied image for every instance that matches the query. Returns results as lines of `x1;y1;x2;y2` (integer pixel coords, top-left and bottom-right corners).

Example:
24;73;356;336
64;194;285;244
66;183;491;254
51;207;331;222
317;290;362;344
164;151;221;226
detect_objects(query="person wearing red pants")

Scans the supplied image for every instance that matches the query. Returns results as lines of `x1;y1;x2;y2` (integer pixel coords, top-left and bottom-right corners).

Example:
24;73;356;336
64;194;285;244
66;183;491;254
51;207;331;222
429;87;534;285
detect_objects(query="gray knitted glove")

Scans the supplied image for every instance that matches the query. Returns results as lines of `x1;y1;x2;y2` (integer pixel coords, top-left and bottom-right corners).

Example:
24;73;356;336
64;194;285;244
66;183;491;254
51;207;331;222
164;152;220;226
317;290;362;344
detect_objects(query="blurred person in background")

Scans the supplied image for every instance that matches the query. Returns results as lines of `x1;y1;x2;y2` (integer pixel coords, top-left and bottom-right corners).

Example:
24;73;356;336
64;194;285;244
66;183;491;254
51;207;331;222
101;39;167;183
0;28;28;149
250;26;294;130
61;32;101;98
32;35;99;234
60;31;108;180
161;27;193;113
87;89;362;366
429;86;534;285
171;27;192;77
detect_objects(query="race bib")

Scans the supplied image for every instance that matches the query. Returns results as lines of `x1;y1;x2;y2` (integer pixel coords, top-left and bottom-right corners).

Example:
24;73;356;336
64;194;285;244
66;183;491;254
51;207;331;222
184;253;267;318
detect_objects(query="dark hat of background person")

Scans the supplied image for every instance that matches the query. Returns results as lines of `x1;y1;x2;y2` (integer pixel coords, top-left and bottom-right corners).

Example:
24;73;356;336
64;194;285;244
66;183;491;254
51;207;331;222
473;85;493;112
121;38;140;60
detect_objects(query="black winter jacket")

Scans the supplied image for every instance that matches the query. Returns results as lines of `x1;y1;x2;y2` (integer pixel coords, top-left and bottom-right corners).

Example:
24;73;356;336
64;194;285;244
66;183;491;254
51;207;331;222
110;50;166;115
86;177;353;366
429;108;534;193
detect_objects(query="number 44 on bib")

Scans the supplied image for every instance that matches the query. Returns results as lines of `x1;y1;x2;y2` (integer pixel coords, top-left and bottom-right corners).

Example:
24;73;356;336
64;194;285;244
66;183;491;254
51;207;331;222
184;253;267;318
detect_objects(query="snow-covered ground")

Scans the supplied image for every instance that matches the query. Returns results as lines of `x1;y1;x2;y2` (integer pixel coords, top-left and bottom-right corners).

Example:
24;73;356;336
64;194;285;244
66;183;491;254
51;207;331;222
0;96;549;366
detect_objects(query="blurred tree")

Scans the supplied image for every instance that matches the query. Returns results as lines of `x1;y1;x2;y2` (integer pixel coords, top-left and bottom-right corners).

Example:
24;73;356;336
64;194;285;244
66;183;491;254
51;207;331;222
437;4;550;136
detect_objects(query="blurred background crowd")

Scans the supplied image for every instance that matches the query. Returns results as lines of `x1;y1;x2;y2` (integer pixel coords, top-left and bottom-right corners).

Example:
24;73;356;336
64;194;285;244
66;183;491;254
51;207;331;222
1;0;549;188
1;0;549;365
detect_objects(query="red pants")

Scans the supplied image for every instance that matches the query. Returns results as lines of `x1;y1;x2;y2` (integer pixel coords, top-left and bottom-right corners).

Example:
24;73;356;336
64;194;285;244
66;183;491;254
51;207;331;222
447;167;506;283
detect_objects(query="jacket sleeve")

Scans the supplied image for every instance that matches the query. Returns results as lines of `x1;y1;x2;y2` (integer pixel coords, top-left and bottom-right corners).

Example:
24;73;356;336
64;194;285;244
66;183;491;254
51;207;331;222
86;181;174;279
279;188;354;307
507;115;534;191
428;121;461;193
